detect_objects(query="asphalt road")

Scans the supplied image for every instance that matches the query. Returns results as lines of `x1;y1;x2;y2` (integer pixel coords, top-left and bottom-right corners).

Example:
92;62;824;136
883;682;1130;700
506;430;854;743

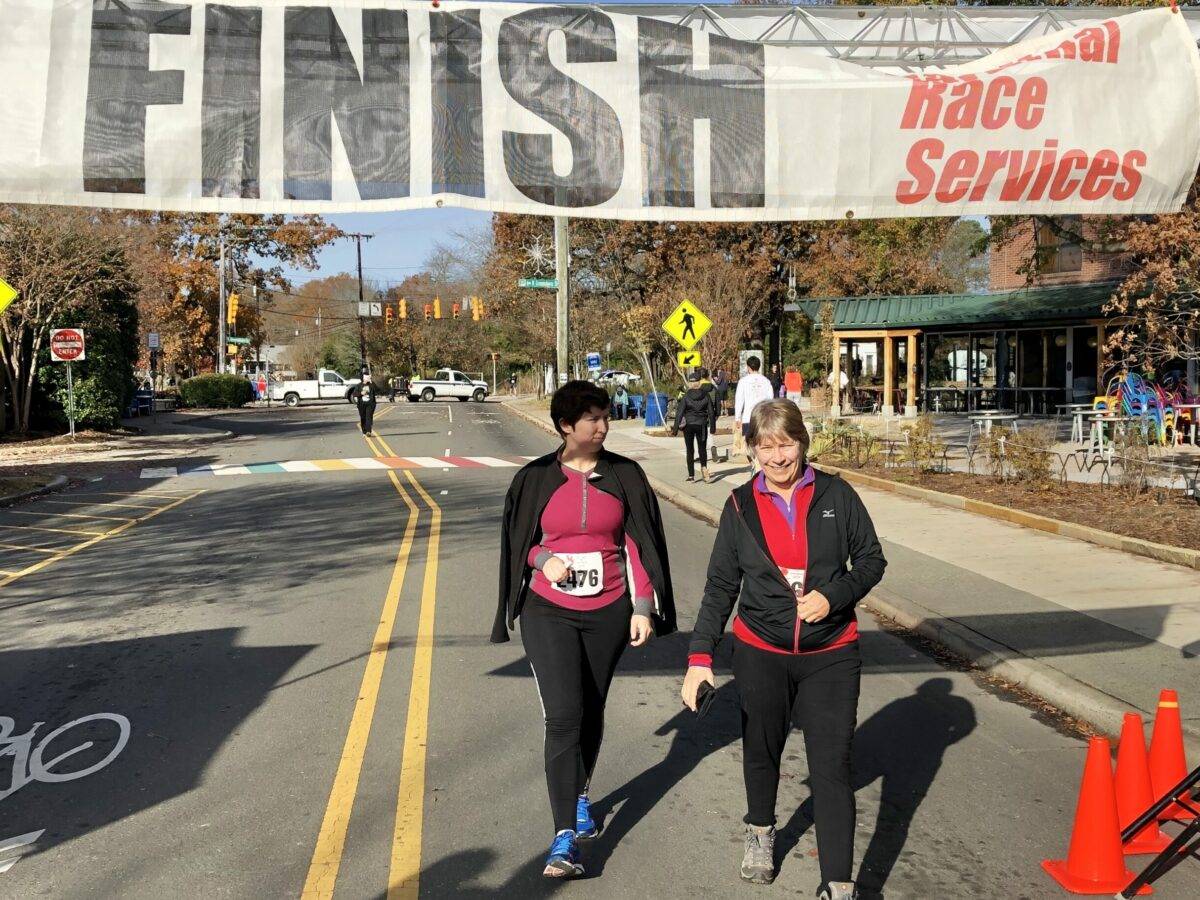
0;400;1193;898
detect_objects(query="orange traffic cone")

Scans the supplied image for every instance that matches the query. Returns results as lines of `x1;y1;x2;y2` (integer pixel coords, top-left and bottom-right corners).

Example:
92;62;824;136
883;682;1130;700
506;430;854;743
1115;713;1172;855
1042;737;1150;894
1147;689;1196;823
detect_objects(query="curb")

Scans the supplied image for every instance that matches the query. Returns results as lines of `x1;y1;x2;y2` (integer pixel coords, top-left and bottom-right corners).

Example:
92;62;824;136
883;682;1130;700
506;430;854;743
0;474;69;508
864;586;1200;761
819;463;1200;572
502;398;1200;754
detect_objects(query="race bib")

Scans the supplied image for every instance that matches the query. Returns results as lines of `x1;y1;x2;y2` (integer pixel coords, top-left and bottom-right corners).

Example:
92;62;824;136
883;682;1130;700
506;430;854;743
552;552;604;597
781;567;806;598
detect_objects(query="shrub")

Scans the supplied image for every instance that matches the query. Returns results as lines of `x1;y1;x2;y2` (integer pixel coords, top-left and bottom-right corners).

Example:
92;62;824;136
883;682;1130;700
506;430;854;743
901;415;946;472
180;374;254;409
1006;423;1057;485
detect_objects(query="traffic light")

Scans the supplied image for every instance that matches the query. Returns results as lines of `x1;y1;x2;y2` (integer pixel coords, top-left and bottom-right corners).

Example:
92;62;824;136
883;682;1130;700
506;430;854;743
451;301;461;319
434;297;442;319
226;292;239;325
385;304;394;326
423;303;432;320
399;299;407;319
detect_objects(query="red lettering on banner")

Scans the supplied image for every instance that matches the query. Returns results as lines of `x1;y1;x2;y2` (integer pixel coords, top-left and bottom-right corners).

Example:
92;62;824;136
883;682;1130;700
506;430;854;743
894;141;1148;205
935;150;978;202
987;19;1121;74
896;138;942;204
1080;150;1119;200
902;75;1046;131
1114;150;1145;201
1049;149;1089;200
1103;21;1121;64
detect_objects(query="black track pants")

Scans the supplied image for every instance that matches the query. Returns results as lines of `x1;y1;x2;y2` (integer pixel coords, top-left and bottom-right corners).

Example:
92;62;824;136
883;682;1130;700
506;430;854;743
733;639;861;886
358;403;374;434
683;425;708;478
520;592;631;832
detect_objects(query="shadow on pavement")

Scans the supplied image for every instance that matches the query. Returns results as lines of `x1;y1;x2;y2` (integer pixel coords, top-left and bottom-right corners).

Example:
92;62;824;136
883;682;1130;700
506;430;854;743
0;628;313;861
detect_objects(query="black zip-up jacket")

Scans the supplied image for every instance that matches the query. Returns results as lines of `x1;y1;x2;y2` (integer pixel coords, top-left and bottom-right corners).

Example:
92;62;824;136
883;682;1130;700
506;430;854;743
493;447;677;643
689;468;886;658
674;387;713;431
357;384;377;409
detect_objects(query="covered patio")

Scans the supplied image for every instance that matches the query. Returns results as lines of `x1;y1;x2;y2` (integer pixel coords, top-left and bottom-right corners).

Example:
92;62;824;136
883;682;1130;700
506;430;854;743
792;283;1129;419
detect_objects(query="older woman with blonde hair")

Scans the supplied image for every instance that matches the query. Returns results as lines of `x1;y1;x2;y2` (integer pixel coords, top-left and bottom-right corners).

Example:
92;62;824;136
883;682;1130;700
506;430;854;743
681;400;886;898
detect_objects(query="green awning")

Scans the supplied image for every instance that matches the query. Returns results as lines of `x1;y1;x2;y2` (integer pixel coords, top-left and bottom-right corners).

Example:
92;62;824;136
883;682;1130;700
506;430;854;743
791;282;1120;330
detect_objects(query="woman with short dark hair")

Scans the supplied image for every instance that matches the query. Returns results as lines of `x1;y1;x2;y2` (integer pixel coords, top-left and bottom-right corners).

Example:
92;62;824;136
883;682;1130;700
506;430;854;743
495;380;676;878
681;399;886;898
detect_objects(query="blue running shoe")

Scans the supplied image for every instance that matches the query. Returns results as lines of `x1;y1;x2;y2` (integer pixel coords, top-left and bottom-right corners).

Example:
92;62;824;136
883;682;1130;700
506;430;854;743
576;794;599;839
543;829;584;878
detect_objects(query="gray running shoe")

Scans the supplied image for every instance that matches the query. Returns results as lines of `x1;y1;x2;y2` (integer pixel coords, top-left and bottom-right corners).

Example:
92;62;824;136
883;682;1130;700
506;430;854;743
818;882;858;900
740;824;776;884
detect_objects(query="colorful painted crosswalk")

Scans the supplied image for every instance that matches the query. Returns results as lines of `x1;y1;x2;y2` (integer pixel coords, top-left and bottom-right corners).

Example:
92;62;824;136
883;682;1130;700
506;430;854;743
140;455;538;479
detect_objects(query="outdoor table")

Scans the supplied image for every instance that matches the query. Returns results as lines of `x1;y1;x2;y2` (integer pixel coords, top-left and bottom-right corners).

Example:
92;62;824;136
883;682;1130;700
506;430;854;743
968;411;1019;436
1057;402;1096;444
1086;414;1135;463
1174;403;1200;446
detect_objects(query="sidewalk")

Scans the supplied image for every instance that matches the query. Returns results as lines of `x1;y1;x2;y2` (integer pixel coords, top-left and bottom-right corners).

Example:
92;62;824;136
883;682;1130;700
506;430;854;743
506;398;1200;757
0;412;232;468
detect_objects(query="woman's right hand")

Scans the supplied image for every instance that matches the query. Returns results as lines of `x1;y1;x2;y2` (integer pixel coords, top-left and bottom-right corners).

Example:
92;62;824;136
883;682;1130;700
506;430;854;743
681;665;715;711
541;555;569;584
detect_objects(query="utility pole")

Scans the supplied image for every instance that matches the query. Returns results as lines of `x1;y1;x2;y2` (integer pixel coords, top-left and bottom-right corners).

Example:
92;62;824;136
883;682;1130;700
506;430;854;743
554;216;569;387
217;237;226;374
356;233;366;374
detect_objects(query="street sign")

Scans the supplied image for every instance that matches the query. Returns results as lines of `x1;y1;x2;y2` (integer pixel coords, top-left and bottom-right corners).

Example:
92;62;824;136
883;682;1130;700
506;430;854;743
677;350;702;368
148;332;160;350
586;352;602;371
227;336;251;345
0;277;17;315
357;302;383;317
49;328;85;362
518;277;558;290
662;299;711;351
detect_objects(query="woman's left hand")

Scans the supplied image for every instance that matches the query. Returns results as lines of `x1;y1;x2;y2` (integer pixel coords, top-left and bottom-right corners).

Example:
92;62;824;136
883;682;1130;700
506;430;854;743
797;590;830;624
629;614;654;646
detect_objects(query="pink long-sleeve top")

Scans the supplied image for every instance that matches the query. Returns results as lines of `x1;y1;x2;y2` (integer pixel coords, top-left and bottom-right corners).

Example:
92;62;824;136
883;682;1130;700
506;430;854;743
527;464;655;613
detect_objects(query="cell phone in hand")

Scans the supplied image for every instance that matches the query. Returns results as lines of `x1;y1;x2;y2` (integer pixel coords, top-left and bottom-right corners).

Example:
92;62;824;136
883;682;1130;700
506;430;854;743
695;680;716;718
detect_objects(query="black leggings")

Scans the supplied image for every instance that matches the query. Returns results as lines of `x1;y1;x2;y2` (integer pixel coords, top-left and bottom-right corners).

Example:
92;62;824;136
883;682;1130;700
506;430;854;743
733;640;861;886
520;592;631;832
683;425;708;478
358;404;374;434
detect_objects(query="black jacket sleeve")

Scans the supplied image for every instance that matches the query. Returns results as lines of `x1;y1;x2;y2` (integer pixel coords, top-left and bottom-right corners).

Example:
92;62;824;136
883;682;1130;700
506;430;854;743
492;471;524;643
821;482;887;614
688;498;743;659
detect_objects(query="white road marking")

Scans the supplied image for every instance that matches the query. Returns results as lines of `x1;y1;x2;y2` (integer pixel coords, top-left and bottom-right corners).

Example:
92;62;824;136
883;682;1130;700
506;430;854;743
344;457;390;470
279;460;322;472
0;830;45;874
440;490;448;495
444;448;450;457
470;456;520;467
140;467;177;479
402;457;451;468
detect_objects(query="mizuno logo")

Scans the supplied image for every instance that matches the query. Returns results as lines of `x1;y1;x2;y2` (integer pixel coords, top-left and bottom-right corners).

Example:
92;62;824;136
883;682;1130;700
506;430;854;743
822;509;835;518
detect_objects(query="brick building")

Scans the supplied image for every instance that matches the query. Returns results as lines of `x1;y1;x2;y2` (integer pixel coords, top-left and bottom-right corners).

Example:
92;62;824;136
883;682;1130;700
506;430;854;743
989;215;1131;291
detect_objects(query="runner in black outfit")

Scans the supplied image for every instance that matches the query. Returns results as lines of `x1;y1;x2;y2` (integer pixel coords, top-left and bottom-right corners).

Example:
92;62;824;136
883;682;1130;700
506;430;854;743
681;400;886;898
357;374;377;435
495;380;676;879
673;371;714;482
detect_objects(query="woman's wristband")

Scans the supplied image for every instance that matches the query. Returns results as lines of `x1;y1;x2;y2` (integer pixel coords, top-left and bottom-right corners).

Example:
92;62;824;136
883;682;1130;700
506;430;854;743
688;653;713;669
532;548;554;570
632;598;654;618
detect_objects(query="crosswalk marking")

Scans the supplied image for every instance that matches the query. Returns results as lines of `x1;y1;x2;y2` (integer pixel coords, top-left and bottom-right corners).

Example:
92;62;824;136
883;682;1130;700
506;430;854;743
141;455;537;479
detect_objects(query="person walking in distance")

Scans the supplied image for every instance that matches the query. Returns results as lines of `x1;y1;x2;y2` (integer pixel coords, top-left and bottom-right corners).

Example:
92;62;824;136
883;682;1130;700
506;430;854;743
357;373;377;435
673;371;714;483
495;380;677;879
682;400;886;896
735;356;775;463
713;368;730;423
613;384;630;421
769;363;784;399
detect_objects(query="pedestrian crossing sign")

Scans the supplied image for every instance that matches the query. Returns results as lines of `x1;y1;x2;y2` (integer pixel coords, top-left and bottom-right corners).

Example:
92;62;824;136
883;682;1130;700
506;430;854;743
677;350;702;368
662;300;711;351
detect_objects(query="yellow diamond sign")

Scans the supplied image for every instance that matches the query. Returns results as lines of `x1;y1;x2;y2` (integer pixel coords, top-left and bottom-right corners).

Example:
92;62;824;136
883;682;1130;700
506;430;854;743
662;299;711;351
677;350;702;368
0;277;17;315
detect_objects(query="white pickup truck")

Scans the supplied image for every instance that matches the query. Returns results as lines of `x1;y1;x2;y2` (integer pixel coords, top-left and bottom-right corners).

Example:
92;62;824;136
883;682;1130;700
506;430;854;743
270;368;362;407
408;368;490;403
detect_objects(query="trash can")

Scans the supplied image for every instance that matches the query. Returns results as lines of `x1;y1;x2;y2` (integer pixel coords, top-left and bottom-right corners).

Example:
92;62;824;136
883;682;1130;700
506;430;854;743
643;392;669;428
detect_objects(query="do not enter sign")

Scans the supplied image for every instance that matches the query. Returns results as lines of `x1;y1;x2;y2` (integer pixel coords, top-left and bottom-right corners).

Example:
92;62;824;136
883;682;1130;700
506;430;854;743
50;328;86;362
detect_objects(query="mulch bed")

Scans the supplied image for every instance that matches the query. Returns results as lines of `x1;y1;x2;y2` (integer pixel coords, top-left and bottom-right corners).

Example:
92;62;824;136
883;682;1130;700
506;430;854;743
840;462;1200;553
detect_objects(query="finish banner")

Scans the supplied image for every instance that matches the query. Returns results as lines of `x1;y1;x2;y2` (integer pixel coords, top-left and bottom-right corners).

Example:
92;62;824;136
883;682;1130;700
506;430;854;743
1;1;1198;220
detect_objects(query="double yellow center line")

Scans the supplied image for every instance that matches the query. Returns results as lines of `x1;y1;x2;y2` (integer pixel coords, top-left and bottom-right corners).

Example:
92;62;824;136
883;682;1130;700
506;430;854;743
301;430;441;899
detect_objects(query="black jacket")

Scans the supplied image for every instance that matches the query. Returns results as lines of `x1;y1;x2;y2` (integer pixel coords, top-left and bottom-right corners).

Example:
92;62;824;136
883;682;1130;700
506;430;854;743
690;468;886;658
493;448;677;643
357;384;377;409
674;387;713;431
